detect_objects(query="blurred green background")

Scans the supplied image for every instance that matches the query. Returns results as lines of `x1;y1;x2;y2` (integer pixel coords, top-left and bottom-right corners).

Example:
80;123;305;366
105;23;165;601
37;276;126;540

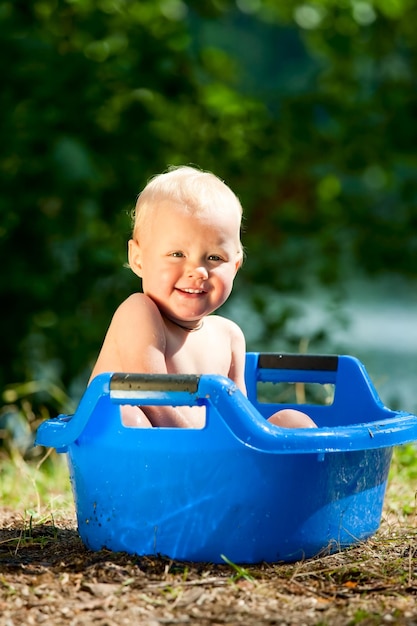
1;0;417;433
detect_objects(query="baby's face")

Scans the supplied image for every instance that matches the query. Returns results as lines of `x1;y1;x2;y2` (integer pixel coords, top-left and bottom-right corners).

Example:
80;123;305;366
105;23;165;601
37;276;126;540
129;200;242;329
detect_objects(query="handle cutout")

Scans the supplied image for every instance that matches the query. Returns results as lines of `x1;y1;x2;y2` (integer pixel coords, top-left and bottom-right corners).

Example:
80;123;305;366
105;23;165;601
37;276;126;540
257;381;335;406
120;404;206;430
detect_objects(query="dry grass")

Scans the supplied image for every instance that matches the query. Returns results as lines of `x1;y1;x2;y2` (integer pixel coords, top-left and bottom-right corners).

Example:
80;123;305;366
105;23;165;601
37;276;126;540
0;507;415;625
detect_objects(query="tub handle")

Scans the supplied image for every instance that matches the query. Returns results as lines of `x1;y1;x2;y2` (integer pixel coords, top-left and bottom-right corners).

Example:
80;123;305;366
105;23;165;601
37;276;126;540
35;357;417;453
110;373;200;393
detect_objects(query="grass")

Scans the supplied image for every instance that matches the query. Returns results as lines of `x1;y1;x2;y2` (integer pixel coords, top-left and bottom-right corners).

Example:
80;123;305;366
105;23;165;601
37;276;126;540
0;381;74;518
0;447;73;517
386;443;417;518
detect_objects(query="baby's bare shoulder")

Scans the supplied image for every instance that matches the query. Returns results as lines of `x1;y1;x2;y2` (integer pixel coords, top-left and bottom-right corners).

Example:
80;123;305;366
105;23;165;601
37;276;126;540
206;315;244;340
109;293;166;340
115;293;167;344
113;293;160;321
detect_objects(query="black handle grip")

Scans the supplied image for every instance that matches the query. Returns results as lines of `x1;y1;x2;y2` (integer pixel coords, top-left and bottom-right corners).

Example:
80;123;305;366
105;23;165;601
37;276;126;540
258;353;338;372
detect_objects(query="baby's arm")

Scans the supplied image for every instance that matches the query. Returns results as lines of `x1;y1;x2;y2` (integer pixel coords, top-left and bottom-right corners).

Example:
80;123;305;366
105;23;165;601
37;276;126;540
89;294;198;428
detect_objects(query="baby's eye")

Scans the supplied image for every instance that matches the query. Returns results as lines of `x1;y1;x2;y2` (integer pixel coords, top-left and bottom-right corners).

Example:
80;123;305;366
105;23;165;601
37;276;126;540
170;251;185;258
208;254;224;262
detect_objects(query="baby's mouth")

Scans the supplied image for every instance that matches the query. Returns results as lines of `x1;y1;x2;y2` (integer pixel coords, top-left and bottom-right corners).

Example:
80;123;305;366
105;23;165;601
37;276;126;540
177;287;206;295
181;288;204;294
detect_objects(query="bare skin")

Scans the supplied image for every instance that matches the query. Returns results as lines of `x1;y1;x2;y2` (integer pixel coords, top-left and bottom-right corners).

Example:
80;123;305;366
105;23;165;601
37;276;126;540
90;294;246;428
90;186;316;429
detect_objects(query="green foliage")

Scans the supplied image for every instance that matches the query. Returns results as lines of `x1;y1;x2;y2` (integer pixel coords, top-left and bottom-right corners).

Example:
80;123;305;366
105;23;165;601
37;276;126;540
0;448;72;513
1;0;416;405
387;443;417;516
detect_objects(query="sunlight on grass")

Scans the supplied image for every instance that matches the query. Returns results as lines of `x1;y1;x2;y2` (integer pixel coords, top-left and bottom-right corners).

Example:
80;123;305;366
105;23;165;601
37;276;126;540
0;449;73;519
386;443;417;519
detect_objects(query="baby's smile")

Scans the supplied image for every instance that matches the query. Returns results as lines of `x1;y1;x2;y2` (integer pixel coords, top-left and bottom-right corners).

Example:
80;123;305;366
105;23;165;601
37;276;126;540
176;287;206;295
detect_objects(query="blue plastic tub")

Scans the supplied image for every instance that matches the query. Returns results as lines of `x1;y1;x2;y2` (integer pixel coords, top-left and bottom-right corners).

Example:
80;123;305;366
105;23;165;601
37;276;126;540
35;353;417;563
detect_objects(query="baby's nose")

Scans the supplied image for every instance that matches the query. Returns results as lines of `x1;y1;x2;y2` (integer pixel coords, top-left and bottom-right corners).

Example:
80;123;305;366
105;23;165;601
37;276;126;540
188;264;208;280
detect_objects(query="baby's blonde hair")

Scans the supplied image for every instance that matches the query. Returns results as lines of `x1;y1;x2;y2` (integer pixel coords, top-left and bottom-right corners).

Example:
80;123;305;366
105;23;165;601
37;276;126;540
132;166;243;259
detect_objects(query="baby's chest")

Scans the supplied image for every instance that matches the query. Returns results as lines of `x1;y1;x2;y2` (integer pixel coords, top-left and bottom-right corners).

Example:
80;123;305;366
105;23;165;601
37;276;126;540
165;334;231;377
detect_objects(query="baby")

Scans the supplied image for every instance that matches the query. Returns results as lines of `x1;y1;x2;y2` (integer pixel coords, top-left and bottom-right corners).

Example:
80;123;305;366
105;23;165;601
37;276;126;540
89;166;316;429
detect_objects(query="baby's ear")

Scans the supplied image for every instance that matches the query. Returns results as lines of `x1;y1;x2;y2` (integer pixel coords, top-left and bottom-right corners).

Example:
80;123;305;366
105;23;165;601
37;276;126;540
128;239;143;277
235;249;244;273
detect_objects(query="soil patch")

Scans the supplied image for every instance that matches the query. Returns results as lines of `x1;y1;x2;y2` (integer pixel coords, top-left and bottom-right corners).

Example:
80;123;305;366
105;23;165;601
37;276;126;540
1;508;416;625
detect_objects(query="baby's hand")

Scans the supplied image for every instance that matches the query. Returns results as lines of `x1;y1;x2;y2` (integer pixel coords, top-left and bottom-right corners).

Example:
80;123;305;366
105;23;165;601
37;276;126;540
267;408;317;429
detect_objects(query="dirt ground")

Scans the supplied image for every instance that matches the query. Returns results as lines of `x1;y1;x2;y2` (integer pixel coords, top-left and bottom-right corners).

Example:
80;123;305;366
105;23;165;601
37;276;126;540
0;508;416;626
